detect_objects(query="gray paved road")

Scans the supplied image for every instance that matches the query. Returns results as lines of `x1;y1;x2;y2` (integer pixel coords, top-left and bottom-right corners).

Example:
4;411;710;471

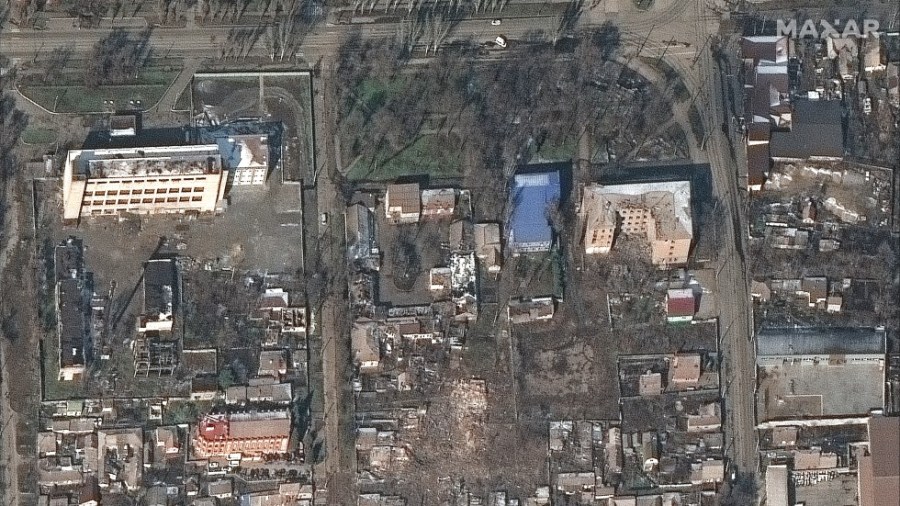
687;0;759;485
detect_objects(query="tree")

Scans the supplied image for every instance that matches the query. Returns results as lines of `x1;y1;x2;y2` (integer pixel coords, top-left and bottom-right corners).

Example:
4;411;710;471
217;367;236;389
553;0;584;43
84;29;152;88
70;0;105;27
590;20;621;61
41;47;72;84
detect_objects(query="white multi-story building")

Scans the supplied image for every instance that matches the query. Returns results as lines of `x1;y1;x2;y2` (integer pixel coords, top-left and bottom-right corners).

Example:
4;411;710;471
62;145;229;221
217;134;269;186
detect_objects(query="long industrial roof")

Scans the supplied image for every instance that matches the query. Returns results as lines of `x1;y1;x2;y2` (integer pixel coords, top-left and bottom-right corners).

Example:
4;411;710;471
757;326;885;357
72;145;223;178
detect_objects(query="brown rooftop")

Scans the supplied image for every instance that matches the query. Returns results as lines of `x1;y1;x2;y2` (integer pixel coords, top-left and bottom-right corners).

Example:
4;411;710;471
859;415;900;506
386;183;421;214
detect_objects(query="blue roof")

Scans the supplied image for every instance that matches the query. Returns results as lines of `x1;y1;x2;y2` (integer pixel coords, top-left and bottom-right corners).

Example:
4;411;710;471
509;170;561;248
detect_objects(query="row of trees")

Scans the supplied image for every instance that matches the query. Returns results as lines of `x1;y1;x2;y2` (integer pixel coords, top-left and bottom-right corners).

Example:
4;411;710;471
84;28;152;88
331;22;639;184
351;0;516;14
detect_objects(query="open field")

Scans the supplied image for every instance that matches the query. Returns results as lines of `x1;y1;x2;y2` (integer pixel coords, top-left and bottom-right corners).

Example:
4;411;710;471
21;127;57;145
346;133;465;182
18;63;181;114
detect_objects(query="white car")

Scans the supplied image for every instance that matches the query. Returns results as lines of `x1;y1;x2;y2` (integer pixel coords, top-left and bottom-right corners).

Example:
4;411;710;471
320;213;328;225
491;19;501;26
495;35;508;48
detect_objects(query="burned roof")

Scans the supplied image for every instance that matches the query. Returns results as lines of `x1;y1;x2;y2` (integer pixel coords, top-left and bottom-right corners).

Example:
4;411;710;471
756;326;885;357
58;278;87;369
74;145;223;178
54;237;84;281
216;135;269;169
143;258;177;316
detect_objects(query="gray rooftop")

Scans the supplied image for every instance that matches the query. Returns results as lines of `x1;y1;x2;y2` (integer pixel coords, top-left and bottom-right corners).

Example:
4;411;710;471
143;258;177;317
757;327;885;357
770;100;844;160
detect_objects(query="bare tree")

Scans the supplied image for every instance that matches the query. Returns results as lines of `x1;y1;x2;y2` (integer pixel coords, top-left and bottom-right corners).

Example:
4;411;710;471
41;47;73;84
70;0;105;27
84;28;153;88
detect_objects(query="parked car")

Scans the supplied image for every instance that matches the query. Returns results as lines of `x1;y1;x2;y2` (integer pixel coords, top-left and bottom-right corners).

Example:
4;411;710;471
491;19;501;26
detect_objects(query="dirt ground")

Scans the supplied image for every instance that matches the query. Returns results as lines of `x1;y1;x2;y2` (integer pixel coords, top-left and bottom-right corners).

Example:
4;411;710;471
32;167;303;398
376;212;449;307
372;352;548;504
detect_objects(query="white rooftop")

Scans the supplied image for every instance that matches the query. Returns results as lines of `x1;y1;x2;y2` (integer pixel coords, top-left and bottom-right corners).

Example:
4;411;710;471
584;180;692;238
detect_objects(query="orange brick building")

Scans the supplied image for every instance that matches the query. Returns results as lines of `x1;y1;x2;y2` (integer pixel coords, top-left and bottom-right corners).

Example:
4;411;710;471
194;410;291;459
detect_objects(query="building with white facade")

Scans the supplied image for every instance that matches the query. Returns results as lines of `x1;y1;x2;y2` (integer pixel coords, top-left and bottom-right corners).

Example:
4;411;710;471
62;145;229;221
580;181;693;266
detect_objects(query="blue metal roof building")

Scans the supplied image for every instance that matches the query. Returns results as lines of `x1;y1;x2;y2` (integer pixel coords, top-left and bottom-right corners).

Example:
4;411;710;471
509;169;561;254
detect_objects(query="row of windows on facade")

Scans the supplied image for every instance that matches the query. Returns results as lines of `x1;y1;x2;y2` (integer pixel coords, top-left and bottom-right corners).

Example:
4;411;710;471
84;186;208;197
197;438;284;451
87;176;210;184
85;196;205;207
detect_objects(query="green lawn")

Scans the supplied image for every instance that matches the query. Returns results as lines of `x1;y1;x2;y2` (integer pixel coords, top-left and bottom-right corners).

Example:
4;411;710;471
533;138;576;162
22;127;57;145
19;65;180;114
346;134;465;182
42;338;87;401
21;84;171;114
356;77;409;112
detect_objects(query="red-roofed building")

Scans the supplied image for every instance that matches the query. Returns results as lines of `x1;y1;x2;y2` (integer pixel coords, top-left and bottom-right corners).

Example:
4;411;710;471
666;288;696;323
194;410;291;459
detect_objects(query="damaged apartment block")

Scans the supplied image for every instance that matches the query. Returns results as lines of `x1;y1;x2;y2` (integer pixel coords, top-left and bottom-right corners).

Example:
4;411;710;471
133;257;179;376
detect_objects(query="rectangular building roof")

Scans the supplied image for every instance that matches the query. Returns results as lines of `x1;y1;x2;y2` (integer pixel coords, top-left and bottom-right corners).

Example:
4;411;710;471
58;278;87;369
346;203;375;260
742;36;789;63
421;188;456;215
143;259;177;317
771;100;844;160
756;326;885;357
386;183;421;214
509;170;561;248
747;142;770;187
765;464;789;506
228;409;292;439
